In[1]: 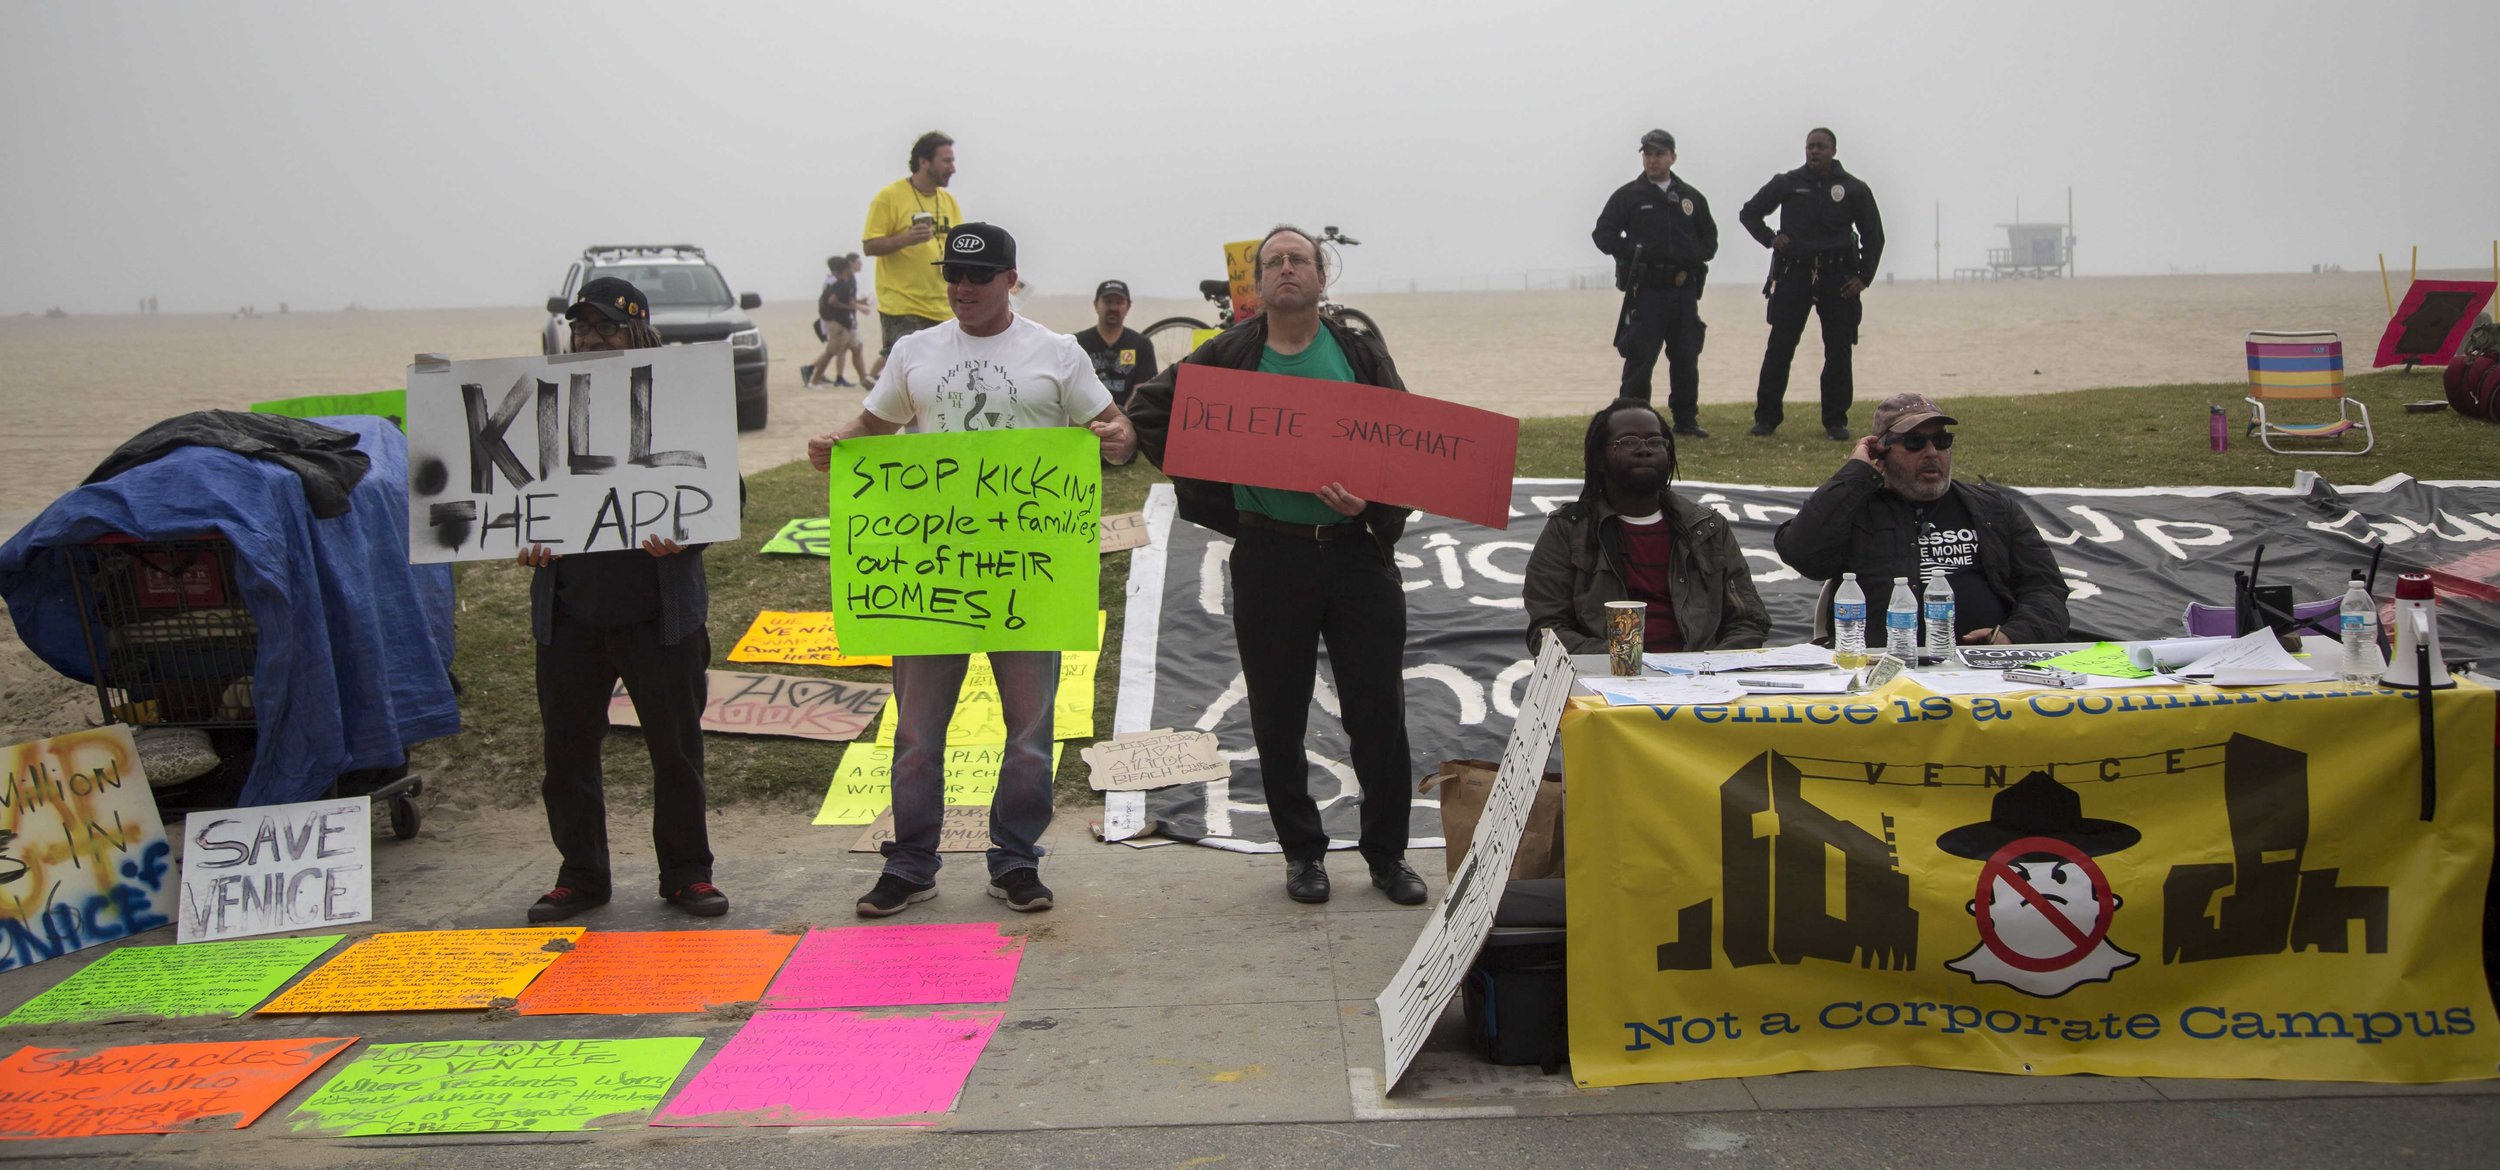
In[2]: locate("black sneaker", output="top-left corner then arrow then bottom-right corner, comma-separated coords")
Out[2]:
987,868 -> 1054,912
528,886 -> 608,923
856,873 -> 936,918
1749,422 -> 1777,436
666,881 -> 729,918
1825,424 -> 1852,441
1672,421 -> 1710,439
1370,861 -> 1429,906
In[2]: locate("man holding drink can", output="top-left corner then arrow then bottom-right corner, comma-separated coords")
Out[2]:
861,131 -> 961,389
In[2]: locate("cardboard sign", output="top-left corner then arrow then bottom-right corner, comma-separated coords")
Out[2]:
1081,728 -> 1228,792
609,670 -> 892,743
289,1038 -> 701,1136
867,614 -> 1105,746
810,742 -> 1062,826
257,928 -> 584,1014
404,344 -> 742,563
849,806 -> 989,853
249,389 -> 408,430
0,726 -> 174,973
1376,636 -> 1575,1089
653,1010 -> 1001,1127
1222,238 -> 1264,321
725,610 -> 892,668
1163,365 -> 1520,529
763,923 -> 1024,1009
177,797 -> 370,943
1097,511 -> 1149,552
0,935 -> 341,1027
0,1037 -> 355,1140
515,931 -> 800,1016
769,512 -> 1149,556
827,428 -> 1102,655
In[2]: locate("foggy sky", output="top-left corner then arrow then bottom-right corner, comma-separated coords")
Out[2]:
3,0 -> 2490,315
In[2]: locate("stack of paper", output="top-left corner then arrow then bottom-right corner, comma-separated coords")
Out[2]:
1583,675 -> 1748,706
2170,630 -> 2333,687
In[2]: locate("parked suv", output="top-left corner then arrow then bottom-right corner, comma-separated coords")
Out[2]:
543,244 -> 770,430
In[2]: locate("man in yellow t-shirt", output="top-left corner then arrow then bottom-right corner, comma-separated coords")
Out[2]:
860,130 -> 962,388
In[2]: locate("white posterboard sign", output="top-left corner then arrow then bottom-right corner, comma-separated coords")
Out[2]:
1374,635 -> 1575,1090
177,796 -> 372,943
404,344 -> 742,563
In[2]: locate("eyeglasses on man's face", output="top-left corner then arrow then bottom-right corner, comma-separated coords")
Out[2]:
570,317 -> 625,339
943,266 -> 1003,285
1608,435 -> 1672,454
1886,430 -> 1955,452
1259,253 -> 1316,274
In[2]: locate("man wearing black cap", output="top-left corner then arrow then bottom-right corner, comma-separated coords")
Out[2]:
806,224 -> 1136,920
1073,280 -> 1159,411
520,276 -> 727,925
1593,129 -> 1718,436
1773,391 -> 2070,646
1739,127 -> 1885,440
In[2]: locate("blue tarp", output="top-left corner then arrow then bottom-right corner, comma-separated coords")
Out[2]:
0,416 -> 460,805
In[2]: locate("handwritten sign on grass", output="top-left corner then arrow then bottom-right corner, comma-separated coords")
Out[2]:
0,935 -> 341,1027
0,726 -> 174,974
652,1010 -> 1000,1127
1163,364 -> 1520,529
0,1037 -> 354,1139
609,670 -> 891,743
827,428 -> 1101,655
763,923 -> 1024,1009
810,742 -> 1062,826
725,610 -> 893,668
257,928 -> 583,1014
1081,728 -> 1229,792
515,931 -> 800,1016
288,1037 -> 700,1136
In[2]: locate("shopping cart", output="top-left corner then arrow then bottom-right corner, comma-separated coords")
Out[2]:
60,533 -> 424,838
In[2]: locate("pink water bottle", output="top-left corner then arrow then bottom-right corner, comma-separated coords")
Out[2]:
2209,404 -> 2228,453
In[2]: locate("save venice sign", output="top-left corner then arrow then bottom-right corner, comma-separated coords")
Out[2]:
403,345 -> 742,563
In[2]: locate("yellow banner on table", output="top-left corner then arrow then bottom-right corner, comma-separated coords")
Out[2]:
869,612 -> 1103,745
1564,681 -> 2500,1085
811,742 -> 1064,825
726,610 -> 892,668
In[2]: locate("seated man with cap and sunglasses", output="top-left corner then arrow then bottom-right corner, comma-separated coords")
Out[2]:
806,223 -> 1136,919
1773,391 -> 2070,646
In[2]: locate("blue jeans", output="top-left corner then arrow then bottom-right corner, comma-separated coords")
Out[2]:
883,651 -> 1060,884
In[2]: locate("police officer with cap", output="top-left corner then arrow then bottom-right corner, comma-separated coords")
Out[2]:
1593,129 -> 1718,436
1739,126 -> 1885,440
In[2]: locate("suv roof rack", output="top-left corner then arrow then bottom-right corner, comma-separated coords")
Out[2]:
582,244 -> 707,261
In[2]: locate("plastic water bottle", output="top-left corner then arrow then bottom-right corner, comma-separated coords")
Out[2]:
1885,577 -> 1918,660
2209,404 -> 2228,453
1832,573 -> 1867,668
1923,569 -> 1956,665
2339,570 -> 2379,684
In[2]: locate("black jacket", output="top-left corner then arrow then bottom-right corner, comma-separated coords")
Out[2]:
1738,161 -> 1885,280
1524,490 -> 1769,654
1593,173 -> 1718,278
1125,315 -> 1411,556
1771,461 -> 2069,644
86,411 -> 371,519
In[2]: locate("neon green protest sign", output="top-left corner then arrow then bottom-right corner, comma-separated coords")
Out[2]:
249,389 -> 408,430
827,428 -> 1101,656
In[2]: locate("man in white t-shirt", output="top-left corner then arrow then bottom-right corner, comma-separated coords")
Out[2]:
808,222 -> 1136,918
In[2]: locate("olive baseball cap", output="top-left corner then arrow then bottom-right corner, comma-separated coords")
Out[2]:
1871,392 -> 1958,436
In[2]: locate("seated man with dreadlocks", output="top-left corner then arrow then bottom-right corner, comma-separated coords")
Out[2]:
1522,397 -> 1771,654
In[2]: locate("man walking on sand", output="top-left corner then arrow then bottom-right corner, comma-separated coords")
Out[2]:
807,223 -> 1136,919
806,255 -> 868,388
1739,127 -> 1884,440
861,131 -> 961,389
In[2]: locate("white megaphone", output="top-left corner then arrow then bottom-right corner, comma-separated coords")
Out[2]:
2380,572 -> 2454,690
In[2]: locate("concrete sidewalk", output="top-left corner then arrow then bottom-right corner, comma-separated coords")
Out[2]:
0,802 -> 2494,1162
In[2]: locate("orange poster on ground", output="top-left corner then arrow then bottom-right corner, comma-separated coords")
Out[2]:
516,931 -> 801,1016
257,928 -> 583,1014
0,1037 -> 355,1139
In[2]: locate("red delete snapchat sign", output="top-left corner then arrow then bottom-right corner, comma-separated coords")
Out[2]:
1564,683 -> 2500,1084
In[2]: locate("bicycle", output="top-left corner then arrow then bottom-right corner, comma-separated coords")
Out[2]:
1141,226 -> 1384,362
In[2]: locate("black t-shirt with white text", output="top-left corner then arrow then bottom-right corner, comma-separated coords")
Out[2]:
1862,490 -> 2009,639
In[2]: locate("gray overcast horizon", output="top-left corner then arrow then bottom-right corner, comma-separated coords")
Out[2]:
3,0 -> 2491,316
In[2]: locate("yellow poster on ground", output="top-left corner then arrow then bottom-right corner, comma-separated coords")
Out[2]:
725,610 -> 892,669
811,742 -> 1064,826
870,612 -> 1104,745
1564,681 -> 2499,1085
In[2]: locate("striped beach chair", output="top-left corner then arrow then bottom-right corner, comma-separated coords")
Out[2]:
2244,330 -> 2373,455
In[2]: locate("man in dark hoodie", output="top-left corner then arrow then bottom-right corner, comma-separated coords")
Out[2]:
1123,225 -> 1427,909
1739,126 -> 1884,440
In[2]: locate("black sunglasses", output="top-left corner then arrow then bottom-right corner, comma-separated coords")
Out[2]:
942,265 -> 1003,285
1886,430 -> 1955,452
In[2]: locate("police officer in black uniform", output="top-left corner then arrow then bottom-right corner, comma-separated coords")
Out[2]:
1739,126 -> 1884,440
1592,129 -> 1718,436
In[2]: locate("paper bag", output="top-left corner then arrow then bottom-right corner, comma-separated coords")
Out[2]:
1420,759 -> 1564,881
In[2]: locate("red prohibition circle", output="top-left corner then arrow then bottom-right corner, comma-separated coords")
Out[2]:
1973,836 -> 2113,973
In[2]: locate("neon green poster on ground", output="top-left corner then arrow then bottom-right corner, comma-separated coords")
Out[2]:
289,1037 -> 703,1135
825,427 -> 1101,656
248,389 -> 408,430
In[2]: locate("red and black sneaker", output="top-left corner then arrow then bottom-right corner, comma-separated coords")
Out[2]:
528,886 -> 608,924
666,882 -> 730,918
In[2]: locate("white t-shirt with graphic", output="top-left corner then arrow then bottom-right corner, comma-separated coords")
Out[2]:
862,315 -> 1114,433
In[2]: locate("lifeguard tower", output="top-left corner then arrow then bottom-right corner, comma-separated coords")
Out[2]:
1988,222 -> 2072,279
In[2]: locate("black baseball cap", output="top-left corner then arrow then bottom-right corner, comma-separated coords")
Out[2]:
933,222 -> 1016,271
1094,280 -> 1131,301
566,276 -> 649,324
1639,129 -> 1676,154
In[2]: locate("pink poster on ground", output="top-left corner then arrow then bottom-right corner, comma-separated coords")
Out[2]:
651,1009 -> 1002,1127
762,923 -> 1025,1008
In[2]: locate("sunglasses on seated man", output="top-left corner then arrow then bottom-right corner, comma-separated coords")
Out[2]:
1884,430 -> 1955,452
942,265 -> 1005,285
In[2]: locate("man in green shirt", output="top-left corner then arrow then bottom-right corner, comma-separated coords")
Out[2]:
1125,226 -> 1427,908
